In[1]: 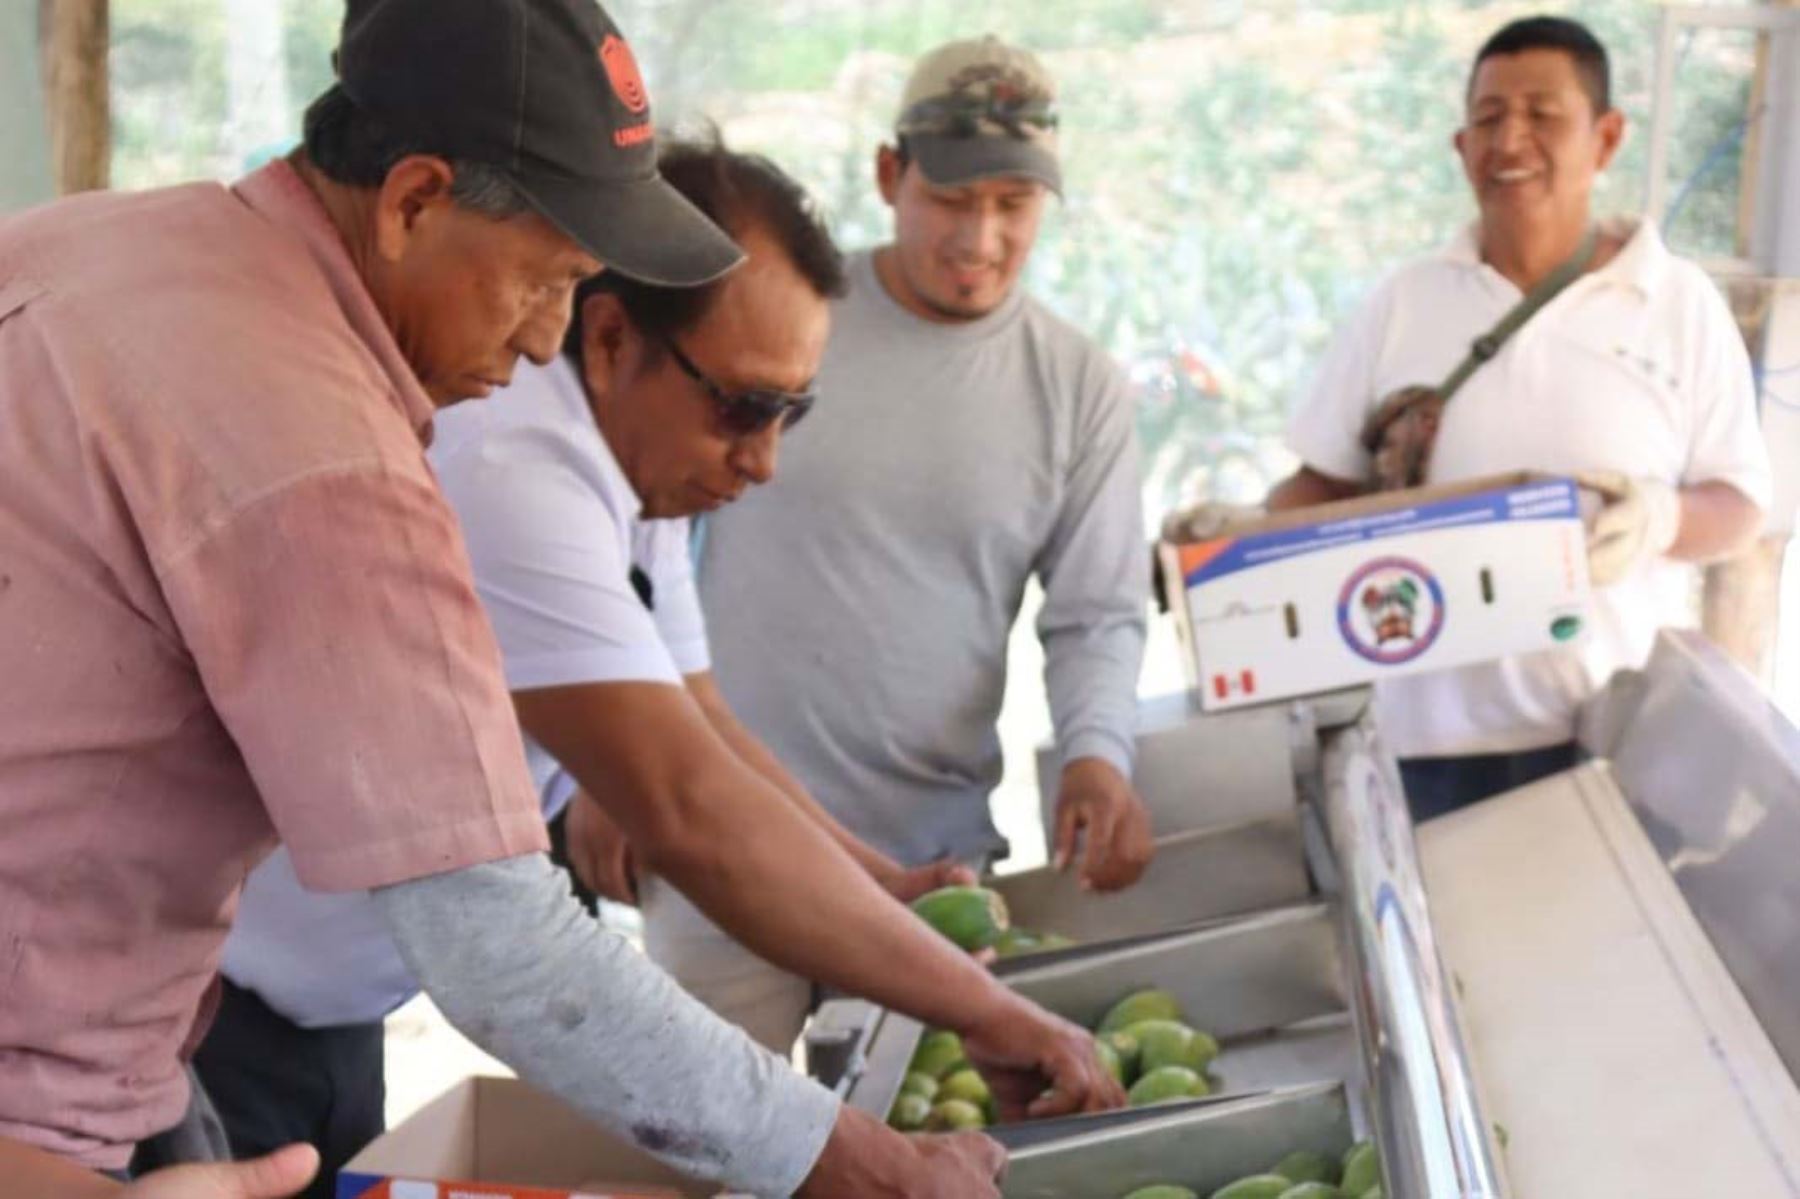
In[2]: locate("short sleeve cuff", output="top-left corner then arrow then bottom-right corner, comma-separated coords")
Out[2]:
287,806 -> 549,892
1686,465 -> 1773,514
663,636 -> 711,677
504,646 -> 682,692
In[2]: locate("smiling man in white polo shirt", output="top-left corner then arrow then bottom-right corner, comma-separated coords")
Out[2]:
1265,15 -> 1770,819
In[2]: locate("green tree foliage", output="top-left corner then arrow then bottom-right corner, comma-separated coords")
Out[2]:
110,0 -> 1758,517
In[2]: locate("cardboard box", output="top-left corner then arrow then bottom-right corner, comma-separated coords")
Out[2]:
338,1076 -> 714,1199
1158,472 -> 1591,712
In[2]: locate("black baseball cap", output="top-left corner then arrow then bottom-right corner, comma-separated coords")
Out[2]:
335,0 -> 743,287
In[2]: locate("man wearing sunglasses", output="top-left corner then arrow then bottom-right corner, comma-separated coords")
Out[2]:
205,138 -> 1121,1198
676,37 -> 1154,1052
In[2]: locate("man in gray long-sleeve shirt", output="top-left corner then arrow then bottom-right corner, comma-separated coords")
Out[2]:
660,34 -> 1153,1048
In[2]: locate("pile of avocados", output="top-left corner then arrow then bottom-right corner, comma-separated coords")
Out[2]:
1091,987 -> 1221,1107
901,886 -> 1229,1129
904,884 -> 1386,1199
910,884 -> 1077,960
886,1028 -> 996,1132
1119,1140 -> 1385,1199
887,985 -> 1226,1131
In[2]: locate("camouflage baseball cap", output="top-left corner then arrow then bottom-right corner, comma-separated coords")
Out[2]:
894,35 -> 1061,195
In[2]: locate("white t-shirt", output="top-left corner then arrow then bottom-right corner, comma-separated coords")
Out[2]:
221,356 -> 708,1027
1287,219 -> 1771,759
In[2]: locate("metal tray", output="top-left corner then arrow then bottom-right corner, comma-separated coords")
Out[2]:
837,905 -> 1352,1127
998,903 -> 1345,1042
1034,694 -> 1301,838
1002,1083 -> 1356,1199
988,816 -> 1312,947
987,1016 -> 1359,1152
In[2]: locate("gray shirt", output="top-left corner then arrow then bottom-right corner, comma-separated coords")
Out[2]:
699,251 -> 1147,865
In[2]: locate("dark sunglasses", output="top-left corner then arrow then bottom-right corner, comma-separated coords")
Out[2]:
658,332 -> 814,437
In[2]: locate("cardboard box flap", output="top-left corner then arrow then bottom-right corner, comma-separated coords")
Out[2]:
1165,471 -> 1567,545
472,1079 -> 696,1192
341,1077 -> 709,1199
344,1077 -> 481,1180
1163,473 -> 1583,592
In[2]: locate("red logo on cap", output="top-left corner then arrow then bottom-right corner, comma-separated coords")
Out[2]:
599,34 -> 648,115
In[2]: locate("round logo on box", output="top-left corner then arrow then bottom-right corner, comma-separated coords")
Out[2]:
1337,555 -> 1445,665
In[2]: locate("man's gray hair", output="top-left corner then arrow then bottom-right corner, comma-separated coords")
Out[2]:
303,84 -> 532,220
446,161 -> 532,218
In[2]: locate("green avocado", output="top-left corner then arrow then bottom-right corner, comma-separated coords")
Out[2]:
911,885 -> 1010,951
1271,1149 -> 1339,1185
1276,1185 -> 1342,1199
993,927 -> 1042,958
925,1097 -> 987,1131
898,1071 -> 939,1101
1121,1187 -> 1199,1199
1340,1143 -> 1381,1196
1358,1189 -> 1382,1199
937,1067 -> 991,1107
1209,1176 -> 1294,1199
1126,1019 -> 1219,1073
1100,1029 -> 1143,1082
1095,1037 -> 1125,1084
908,1029 -> 965,1080
886,1092 -> 930,1131
1098,987 -> 1185,1034
1126,1064 -> 1209,1107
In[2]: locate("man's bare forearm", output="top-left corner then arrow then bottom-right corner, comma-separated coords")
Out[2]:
687,672 -> 906,886
1669,480 -> 1764,562
515,681 -> 1018,1033
1266,465 -> 1363,511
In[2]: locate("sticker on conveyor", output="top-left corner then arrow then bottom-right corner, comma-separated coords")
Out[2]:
1337,556 -> 1444,665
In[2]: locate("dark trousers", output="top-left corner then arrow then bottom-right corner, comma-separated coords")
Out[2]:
191,979 -> 386,1199
93,1062 -> 231,1181
1398,741 -> 1583,824
547,802 -> 601,915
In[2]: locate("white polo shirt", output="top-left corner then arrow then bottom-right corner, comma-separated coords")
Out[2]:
1288,218 -> 1771,759
221,356 -> 708,1027
432,353 -> 710,811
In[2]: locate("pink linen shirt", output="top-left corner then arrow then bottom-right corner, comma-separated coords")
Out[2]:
0,160 -> 548,1169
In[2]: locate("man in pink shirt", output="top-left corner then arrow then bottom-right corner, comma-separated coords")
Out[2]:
0,3 -> 1112,1196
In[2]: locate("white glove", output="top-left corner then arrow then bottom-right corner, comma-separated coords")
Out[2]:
1576,472 -> 1681,586
1160,500 -> 1266,544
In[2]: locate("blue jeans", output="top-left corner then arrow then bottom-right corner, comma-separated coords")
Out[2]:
1399,741 -> 1583,823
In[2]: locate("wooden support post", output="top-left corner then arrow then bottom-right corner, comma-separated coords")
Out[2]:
37,0 -> 109,195
1702,536 -> 1789,685
1736,18 -> 1770,260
